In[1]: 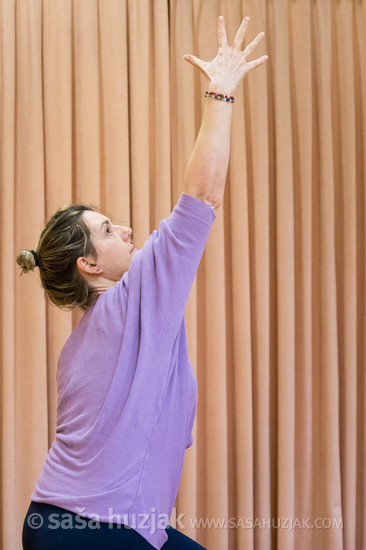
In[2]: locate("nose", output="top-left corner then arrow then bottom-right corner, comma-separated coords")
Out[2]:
120,226 -> 132,242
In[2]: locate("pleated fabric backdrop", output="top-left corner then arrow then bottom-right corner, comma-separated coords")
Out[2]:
1,1 -> 365,549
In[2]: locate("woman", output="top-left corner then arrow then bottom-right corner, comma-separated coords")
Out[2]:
19,16 -> 267,550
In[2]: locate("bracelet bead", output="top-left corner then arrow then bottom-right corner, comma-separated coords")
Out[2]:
204,91 -> 235,103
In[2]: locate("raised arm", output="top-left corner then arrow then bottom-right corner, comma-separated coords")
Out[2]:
182,16 -> 268,210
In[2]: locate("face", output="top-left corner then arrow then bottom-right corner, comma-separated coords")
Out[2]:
80,210 -> 137,284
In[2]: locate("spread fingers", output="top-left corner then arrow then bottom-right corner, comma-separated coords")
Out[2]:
243,32 -> 266,58
234,17 -> 250,51
217,15 -> 228,49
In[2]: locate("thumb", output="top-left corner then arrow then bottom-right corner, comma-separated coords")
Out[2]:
183,54 -> 203,69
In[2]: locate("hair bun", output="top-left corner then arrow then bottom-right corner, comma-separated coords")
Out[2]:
16,249 -> 38,274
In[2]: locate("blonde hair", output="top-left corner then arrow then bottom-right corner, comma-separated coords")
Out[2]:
16,205 -> 99,311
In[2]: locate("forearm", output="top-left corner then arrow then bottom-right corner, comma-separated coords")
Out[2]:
183,98 -> 233,210
182,15 -> 267,210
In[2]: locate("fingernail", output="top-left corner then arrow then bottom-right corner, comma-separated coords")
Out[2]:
245,16 -> 250,22
219,16 -> 224,22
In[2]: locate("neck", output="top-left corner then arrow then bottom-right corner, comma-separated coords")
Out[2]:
87,275 -> 117,294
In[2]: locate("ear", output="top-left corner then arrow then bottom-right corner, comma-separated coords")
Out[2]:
76,256 -> 103,275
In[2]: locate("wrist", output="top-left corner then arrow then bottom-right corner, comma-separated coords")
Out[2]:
205,91 -> 234,103
208,82 -> 235,96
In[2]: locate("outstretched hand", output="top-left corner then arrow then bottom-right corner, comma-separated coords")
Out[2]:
183,16 -> 268,96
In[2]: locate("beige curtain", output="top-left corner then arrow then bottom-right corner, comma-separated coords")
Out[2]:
1,1 -> 365,549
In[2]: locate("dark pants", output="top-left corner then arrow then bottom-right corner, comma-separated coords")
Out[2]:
22,501 -> 207,549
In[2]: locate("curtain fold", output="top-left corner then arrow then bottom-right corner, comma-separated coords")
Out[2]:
1,1 -> 365,549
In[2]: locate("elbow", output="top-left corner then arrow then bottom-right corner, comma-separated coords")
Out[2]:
203,190 -> 223,210
194,189 -> 223,210
202,198 -> 221,210
183,182 -> 223,210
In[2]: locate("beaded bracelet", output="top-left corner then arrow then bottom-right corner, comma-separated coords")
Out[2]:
205,91 -> 235,103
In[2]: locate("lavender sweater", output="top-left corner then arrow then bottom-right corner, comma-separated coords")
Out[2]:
30,194 -> 216,549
